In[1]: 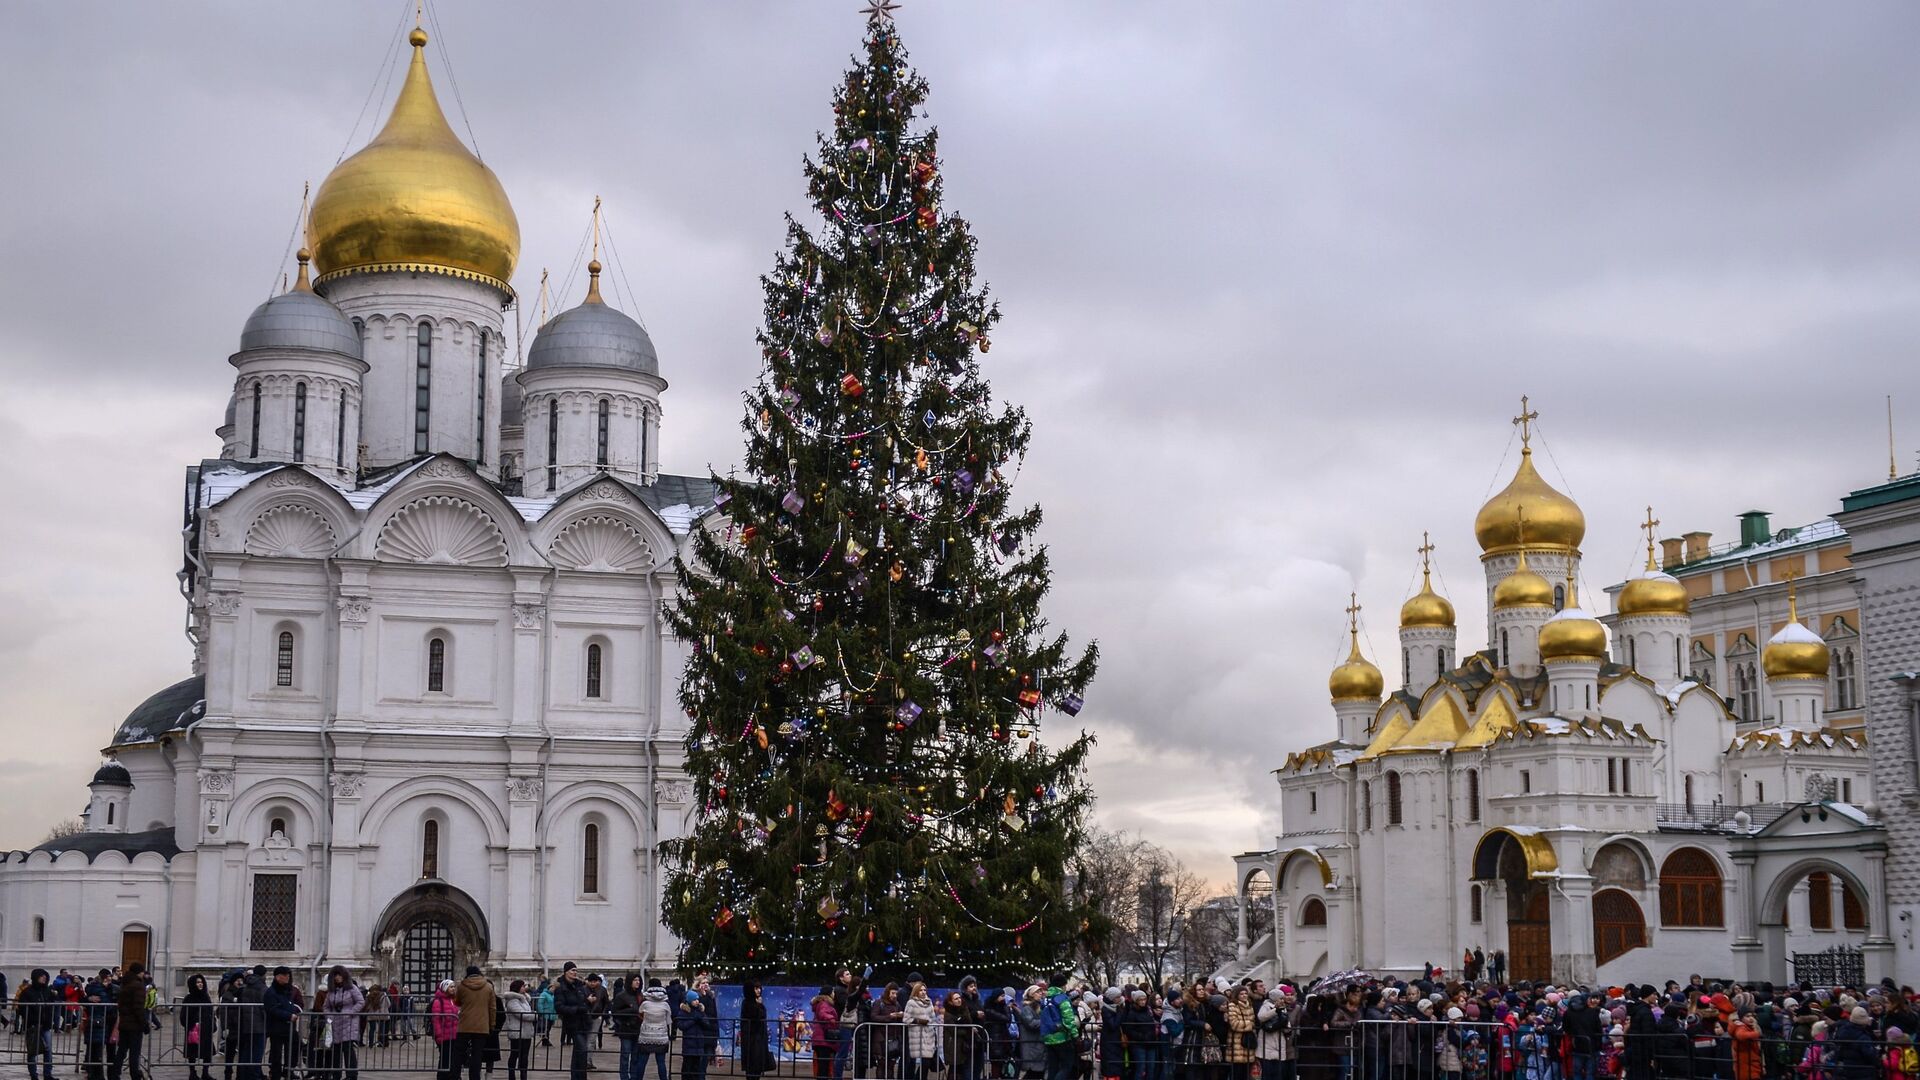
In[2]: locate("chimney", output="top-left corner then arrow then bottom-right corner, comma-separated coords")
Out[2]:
1738,510 -> 1772,548
1660,537 -> 1685,570
1683,531 -> 1712,563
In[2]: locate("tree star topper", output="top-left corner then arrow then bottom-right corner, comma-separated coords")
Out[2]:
862,0 -> 901,24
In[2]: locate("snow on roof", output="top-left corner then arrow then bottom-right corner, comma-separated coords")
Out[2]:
1664,679 -> 1700,705
1529,718 -> 1573,735
1676,517 -> 1846,574
1769,620 -> 1825,646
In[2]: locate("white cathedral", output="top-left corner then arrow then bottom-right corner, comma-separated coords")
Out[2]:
0,26 -> 708,991
1224,408 -> 1893,990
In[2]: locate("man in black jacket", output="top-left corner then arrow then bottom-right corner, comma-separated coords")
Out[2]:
1564,994 -> 1603,1080
553,963 -> 599,1080
23,969 -> 62,1080
260,968 -> 301,1080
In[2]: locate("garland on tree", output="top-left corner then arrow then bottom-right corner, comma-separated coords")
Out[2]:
661,6 -> 1100,975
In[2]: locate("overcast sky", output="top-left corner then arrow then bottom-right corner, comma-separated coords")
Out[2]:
2,2 -> 1917,887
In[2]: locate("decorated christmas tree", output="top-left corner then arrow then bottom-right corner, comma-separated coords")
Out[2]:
661,5 -> 1099,976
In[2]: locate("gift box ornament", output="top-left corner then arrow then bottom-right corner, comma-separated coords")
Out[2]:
818,325 -> 836,346
839,372 -> 864,397
1060,693 -> 1085,717
981,643 -> 1002,665
713,491 -> 732,509
954,470 -> 974,493
791,646 -> 818,670
781,490 -> 806,515
1017,688 -> 1042,709
997,533 -> 1018,556
845,538 -> 870,565
895,700 -> 923,724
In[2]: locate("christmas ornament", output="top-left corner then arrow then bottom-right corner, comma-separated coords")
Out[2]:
791,646 -> 818,669
1018,688 -> 1042,709
895,700 -> 922,724
840,373 -> 864,396
997,533 -> 1018,556
782,490 -> 806,515
1060,693 -> 1084,716
845,538 -> 870,565
916,206 -> 937,230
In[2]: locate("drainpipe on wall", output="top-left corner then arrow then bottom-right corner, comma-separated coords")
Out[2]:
312,564 -> 343,992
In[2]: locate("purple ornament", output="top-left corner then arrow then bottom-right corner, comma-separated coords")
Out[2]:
782,490 -> 806,515
982,643 -> 1001,665
791,646 -> 817,670
713,491 -> 732,509
1060,693 -> 1084,717
997,533 -> 1018,556
955,470 -> 974,493
895,700 -> 922,724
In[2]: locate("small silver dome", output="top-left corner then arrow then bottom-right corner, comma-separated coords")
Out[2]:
526,294 -> 658,376
501,371 -> 524,427
239,288 -> 363,359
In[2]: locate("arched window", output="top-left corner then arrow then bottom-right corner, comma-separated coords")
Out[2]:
292,382 -> 308,462
547,399 -> 560,492
1361,781 -> 1372,830
415,322 -> 433,455
1683,773 -> 1695,813
640,406 -> 650,476
1554,584 -> 1565,611
269,816 -> 287,838
1501,629 -> 1510,668
33,915 -> 45,943
1808,871 -> 1833,930
476,330 -> 489,462
249,381 -> 263,457
1593,888 -> 1648,965
1438,650 -> 1446,679
427,637 -> 447,693
1403,649 -> 1410,687
421,818 -> 440,879
1466,769 -> 1481,822
596,399 -> 610,466
1470,884 -> 1483,923
582,822 -> 601,895
1386,771 -> 1403,826
1300,898 -> 1327,927
276,631 -> 295,687
1674,638 -> 1682,675
1658,847 -> 1724,927
336,391 -> 349,472
1843,880 -> 1868,930
106,804 -> 114,825
586,643 -> 604,699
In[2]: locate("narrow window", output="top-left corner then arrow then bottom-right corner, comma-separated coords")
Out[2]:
1626,636 -> 1636,669
32,916 -> 44,943
1520,769 -> 1532,794
1674,638 -> 1683,675
1684,774 -> 1695,813
106,804 -> 114,825
1808,871 -> 1833,930
276,631 -> 295,687
1362,781 -> 1372,830
1501,630 -> 1509,668
1608,757 -> 1618,793
586,643 -> 604,699
292,382 -> 308,462
1842,778 -> 1853,803
421,819 -> 440,879
269,816 -> 287,838
1620,758 -> 1631,794
1386,772 -> 1403,825
1585,685 -> 1592,709
547,399 -> 560,493
1554,584 -> 1565,611
1437,650 -> 1445,679
1309,790 -> 1317,814
427,637 -> 446,693
336,391 -> 348,472
1403,649 -> 1410,687
640,408 -> 649,477
250,382 -> 263,457
415,322 -> 432,455
476,329 -> 489,462
596,399 -> 610,467
1756,780 -> 1765,803
582,822 -> 601,895
1470,885 -> 1483,924
1466,768 -> 1481,822
249,873 -> 298,951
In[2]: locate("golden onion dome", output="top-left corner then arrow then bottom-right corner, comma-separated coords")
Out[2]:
1763,589 -> 1830,679
1493,551 -> 1555,610
1400,569 -> 1456,629
1475,448 -> 1585,554
1329,631 -> 1384,702
1539,581 -> 1607,662
1619,555 -> 1690,618
309,26 -> 520,295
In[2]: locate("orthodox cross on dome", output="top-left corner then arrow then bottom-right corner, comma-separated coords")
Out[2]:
1418,531 -> 1436,576
1512,395 -> 1539,451
1641,506 -> 1661,566
587,196 -> 604,303
861,0 -> 902,24
1345,592 -> 1362,636
1781,565 -> 1803,622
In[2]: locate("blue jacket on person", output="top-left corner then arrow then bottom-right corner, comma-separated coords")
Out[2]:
1827,1020 -> 1880,1080
261,981 -> 301,1037
674,997 -> 718,1058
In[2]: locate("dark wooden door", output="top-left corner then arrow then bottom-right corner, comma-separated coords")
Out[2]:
121,930 -> 150,972
1508,888 -> 1551,982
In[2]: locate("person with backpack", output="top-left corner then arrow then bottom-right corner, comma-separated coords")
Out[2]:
1042,975 -> 1084,1080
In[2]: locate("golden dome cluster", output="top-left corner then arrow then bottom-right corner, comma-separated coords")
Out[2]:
309,26 -> 521,293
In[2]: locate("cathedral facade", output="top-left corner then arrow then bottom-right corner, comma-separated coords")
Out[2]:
1226,407 -> 1889,989
0,27 -> 707,992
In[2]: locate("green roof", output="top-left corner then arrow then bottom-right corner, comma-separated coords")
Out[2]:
1841,474 -> 1920,514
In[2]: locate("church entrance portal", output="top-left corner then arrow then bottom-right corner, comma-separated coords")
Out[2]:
1473,829 -> 1558,984
374,882 -> 490,993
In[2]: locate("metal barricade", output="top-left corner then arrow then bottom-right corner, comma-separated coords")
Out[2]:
1348,1018 -> 1506,1080
851,1022 -> 990,1080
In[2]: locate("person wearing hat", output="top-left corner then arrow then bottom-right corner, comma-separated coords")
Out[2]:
453,966 -> 497,1080
260,966 -> 302,1080
553,963 -> 597,1080
1829,1006 -> 1880,1080
676,989 -> 719,1080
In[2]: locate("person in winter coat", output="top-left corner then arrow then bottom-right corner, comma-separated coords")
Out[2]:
431,982 -> 462,1080
21,969 -> 62,1080
904,983 -> 941,1080
261,968 -> 303,1080
1831,1008 -> 1883,1080
1013,987 -> 1051,1080
1224,988 -> 1256,1080
869,983 -> 906,1075
674,991 -> 718,1080
1731,1010 -> 1763,1080
453,968 -> 497,1080
179,974 -> 219,1080
111,963 -> 151,1080
1257,989 -> 1295,1080
81,975 -> 117,1080
1623,988 -> 1658,1080
611,976 -> 645,1080
362,984 -> 387,1050
502,982 -> 536,1080
553,965 -> 602,1080
811,992 -> 843,1080
739,982 -> 774,1080
1119,990 -> 1160,1080
317,966 -> 366,1080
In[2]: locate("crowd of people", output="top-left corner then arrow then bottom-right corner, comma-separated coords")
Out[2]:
9,964 -> 1920,1080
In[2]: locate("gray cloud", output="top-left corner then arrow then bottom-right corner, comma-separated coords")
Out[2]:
2,2 -> 1917,883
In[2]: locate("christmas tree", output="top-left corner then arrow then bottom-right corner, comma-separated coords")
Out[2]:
661,5 -> 1099,976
